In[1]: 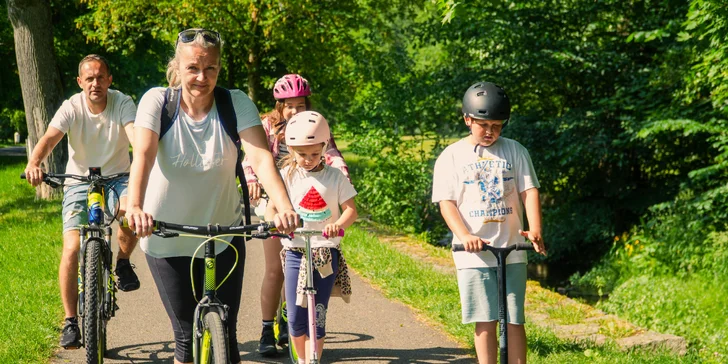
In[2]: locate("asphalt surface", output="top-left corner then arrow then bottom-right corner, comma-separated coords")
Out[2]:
52,234 -> 474,363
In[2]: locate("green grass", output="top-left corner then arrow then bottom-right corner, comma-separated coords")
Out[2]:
0,156 -> 63,363
343,226 -> 703,363
599,274 -> 728,362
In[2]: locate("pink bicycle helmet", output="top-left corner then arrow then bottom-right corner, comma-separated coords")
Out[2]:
273,74 -> 311,100
285,111 -> 330,147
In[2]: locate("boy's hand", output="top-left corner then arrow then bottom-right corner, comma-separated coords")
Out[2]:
519,229 -> 547,256
461,234 -> 490,253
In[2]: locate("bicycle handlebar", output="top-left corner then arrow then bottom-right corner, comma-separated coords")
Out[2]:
21,171 -> 130,187
452,242 -> 534,253
119,217 -> 288,239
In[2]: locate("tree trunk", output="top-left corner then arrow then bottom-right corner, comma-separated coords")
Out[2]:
245,4 -> 262,105
7,0 -> 67,199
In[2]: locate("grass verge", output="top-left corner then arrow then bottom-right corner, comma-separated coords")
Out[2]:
343,225 -> 703,363
0,156 -> 63,363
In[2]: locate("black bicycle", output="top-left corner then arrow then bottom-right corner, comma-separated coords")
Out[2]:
452,241 -> 535,364
22,167 -> 128,364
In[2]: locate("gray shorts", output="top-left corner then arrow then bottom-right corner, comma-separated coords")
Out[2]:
61,176 -> 129,233
457,263 -> 527,325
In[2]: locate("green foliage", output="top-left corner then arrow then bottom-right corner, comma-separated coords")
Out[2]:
0,109 -> 25,142
599,274 -> 728,362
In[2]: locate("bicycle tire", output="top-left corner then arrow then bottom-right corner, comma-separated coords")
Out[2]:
288,333 -> 298,364
274,300 -> 289,346
83,239 -> 105,364
200,311 -> 228,364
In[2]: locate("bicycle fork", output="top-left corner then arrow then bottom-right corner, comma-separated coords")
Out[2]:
192,240 -> 229,364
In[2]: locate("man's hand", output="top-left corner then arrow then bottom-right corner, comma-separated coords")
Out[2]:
24,164 -> 44,187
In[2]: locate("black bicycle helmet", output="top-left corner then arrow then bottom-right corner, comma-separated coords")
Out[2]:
462,82 -> 511,124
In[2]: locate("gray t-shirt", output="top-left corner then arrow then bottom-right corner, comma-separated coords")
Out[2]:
49,89 -> 136,184
432,137 -> 540,269
135,87 -> 262,258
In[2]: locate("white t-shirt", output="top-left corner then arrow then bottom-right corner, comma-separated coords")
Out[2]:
280,165 -> 357,249
432,137 -> 540,269
135,87 -> 262,258
49,89 -> 136,184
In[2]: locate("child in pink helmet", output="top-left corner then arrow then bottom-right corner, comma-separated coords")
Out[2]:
273,111 -> 357,363
245,74 -> 352,356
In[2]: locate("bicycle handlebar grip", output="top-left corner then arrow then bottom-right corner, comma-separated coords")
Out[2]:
451,244 -> 465,252
20,173 -> 26,179
515,242 -> 535,251
322,229 -> 345,239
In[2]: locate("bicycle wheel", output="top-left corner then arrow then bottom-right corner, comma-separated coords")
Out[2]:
274,300 -> 289,345
200,311 -> 228,364
288,330 -> 298,364
83,239 -> 105,364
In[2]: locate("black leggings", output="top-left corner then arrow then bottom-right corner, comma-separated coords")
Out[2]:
146,236 -> 246,363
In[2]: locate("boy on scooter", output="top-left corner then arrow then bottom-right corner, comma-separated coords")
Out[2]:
432,82 -> 547,364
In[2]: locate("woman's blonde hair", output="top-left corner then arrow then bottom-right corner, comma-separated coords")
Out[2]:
165,30 -> 222,88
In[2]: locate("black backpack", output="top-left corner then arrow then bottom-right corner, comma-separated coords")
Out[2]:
159,86 -> 252,225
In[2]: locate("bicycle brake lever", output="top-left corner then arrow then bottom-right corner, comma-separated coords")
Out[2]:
46,177 -> 63,188
153,230 -> 179,238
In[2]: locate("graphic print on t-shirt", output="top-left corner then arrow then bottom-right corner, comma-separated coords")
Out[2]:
464,156 -> 515,224
297,186 -> 332,222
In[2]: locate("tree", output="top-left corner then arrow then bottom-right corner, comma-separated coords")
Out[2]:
7,0 -> 66,198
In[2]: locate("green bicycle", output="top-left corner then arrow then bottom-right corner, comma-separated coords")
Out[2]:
22,167 -> 128,364
122,217 -> 287,363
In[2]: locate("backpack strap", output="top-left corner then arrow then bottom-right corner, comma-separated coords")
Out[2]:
159,87 -> 181,140
214,87 -> 252,226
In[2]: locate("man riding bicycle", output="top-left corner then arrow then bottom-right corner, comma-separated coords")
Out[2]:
23,54 -> 141,349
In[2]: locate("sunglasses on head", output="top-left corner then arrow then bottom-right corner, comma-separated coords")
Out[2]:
176,29 -> 221,46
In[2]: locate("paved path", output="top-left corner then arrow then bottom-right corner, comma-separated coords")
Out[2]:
53,235 -> 473,363
0,146 -> 26,156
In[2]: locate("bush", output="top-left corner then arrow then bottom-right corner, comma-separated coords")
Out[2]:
0,108 -> 26,143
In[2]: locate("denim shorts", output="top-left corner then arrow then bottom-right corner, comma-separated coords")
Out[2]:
456,263 -> 527,325
61,176 -> 129,233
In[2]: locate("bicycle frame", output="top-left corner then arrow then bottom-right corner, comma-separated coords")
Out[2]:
23,167 -> 128,363
123,219 -> 284,364
452,242 -> 534,364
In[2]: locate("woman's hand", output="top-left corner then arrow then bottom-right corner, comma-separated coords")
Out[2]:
323,223 -> 341,238
125,206 -> 155,238
273,209 -> 299,234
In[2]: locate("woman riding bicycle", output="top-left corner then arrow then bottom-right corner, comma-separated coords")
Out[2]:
241,74 -> 351,356
125,28 -> 298,364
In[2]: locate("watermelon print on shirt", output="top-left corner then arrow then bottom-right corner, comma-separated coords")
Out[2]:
297,186 -> 333,222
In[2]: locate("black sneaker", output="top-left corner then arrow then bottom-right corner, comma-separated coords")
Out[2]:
60,317 -> 82,349
257,325 -> 277,356
115,259 -> 140,292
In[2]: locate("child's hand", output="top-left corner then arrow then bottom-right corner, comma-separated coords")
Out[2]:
323,223 -> 341,239
460,234 -> 490,253
519,229 -> 547,256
